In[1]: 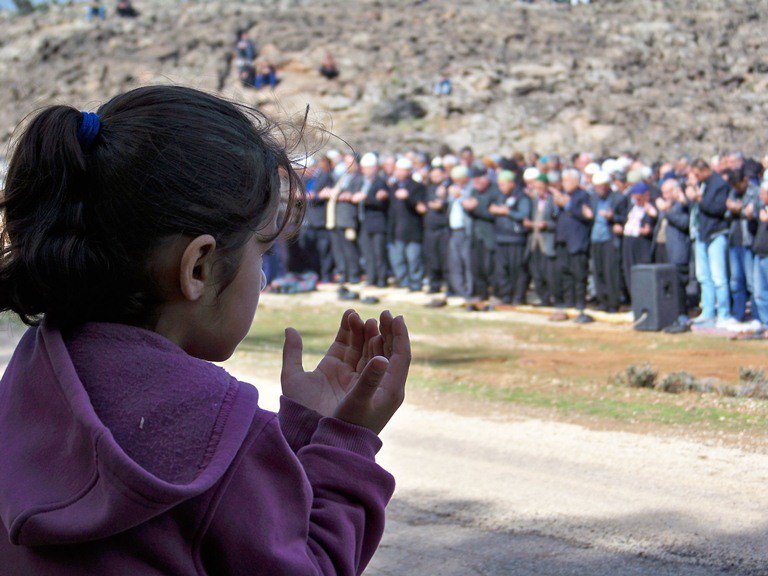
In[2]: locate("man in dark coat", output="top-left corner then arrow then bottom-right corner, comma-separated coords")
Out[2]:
387,158 -> 427,291
462,166 -> 499,302
356,153 -> 390,287
654,178 -> 692,326
552,169 -> 593,322
424,165 -> 451,293
490,170 -> 531,304
302,156 -> 335,282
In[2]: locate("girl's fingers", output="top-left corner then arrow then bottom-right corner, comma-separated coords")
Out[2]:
358,318 -> 380,371
345,356 -> 389,405
281,328 -> 304,380
379,315 -> 411,401
380,310 -> 395,358
345,311 -> 366,367
326,309 -> 355,361
369,334 -> 385,359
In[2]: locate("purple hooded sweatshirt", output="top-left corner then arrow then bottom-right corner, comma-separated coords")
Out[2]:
0,321 -> 395,575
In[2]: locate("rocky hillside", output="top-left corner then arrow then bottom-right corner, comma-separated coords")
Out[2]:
1,0 -> 767,159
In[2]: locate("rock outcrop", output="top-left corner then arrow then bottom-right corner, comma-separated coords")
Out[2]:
0,0 -> 767,158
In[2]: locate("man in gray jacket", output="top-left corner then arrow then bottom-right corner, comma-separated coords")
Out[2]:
525,174 -> 558,306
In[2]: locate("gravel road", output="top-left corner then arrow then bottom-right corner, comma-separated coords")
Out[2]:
238,369 -> 767,576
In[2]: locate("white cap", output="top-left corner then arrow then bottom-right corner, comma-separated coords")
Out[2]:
442,154 -> 458,166
592,171 -> 611,186
294,155 -> 315,169
585,162 -> 600,175
640,166 -> 653,180
431,156 -> 443,168
601,159 -> 618,174
450,165 -> 469,180
326,149 -> 342,161
360,152 -> 378,168
523,167 -> 541,181
395,157 -> 413,171
617,156 -> 632,171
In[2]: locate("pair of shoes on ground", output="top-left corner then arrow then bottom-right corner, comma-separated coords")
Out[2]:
338,285 -> 360,301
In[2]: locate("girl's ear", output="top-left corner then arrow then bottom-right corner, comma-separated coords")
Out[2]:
179,235 -> 217,301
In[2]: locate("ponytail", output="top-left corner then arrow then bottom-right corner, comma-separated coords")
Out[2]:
0,106 -> 110,326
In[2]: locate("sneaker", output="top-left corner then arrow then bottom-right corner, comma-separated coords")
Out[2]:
716,317 -> 742,332
574,313 -> 594,324
691,314 -> 715,325
425,298 -> 447,309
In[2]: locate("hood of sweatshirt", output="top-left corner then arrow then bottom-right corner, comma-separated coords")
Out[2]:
0,320 -> 259,547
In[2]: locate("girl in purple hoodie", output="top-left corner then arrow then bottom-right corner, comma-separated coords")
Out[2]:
0,85 -> 410,575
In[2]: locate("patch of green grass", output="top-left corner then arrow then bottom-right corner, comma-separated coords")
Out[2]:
240,299 -> 768,432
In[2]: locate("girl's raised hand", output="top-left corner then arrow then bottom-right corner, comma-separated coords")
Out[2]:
281,310 -> 410,434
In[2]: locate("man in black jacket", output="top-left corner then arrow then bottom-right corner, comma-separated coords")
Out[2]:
387,157 -> 427,291
687,158 -> 733,326
302,156 -> 335,282
463,166 -> 499,303
552,169 -> 594,323
424,165 -> 451,293
490,170 -> 531,304
356,153 -> 390,287
655,178 -> 692,328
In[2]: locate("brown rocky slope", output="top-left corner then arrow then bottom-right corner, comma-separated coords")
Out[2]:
0,0 -> 766,159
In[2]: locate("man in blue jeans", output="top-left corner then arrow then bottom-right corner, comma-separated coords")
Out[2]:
750,183 -> 768,334
686,159 -> 735,329
387,158 -> 427,291
725,169 -> 760,324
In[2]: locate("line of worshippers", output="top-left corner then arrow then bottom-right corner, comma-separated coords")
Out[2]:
293,150 -> 768,333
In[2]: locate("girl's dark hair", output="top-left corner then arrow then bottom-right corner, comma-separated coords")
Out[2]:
0,85 -> 305,328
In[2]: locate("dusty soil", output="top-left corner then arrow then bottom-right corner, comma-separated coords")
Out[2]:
227,367 -> 768,576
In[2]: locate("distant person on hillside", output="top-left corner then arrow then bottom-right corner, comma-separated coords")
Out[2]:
116,0 -> 139,18
255,61 -> 278,90
434,75 -> 452,96
88,1 -> 105,21
235,31 -> 257,67
319,52 -> 340,80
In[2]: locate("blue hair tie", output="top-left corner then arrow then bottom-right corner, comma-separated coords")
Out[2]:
77,111 -> 101,148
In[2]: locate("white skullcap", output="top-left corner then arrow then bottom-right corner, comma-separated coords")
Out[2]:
360,152 -> 379,168
431,156 -> 443,168
442,154 -> 458,165
395,157 -> 413,171
601,159 -> 618,174
592,171 -> 611,186
326,149 -> 342,160
640,166 -> 653,180
294,155 -> 315,169
617,157 -> 632,170
584,162 -> 600,175
450,165 -> 469,180
523,167 -> 541,181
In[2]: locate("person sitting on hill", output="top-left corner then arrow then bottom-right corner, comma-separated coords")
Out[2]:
255,61 -> 278,90
88,1 -> 105,22
319,52 -> 340,80
116,0 -> 139,17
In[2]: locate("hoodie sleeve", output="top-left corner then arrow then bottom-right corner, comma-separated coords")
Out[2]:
278,396 -> 323,453
198,413 -> 395,576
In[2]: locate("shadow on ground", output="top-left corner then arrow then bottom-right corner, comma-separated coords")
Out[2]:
366,494 -> 764,576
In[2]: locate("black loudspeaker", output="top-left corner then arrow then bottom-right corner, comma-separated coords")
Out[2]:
631,264 -> 680,331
